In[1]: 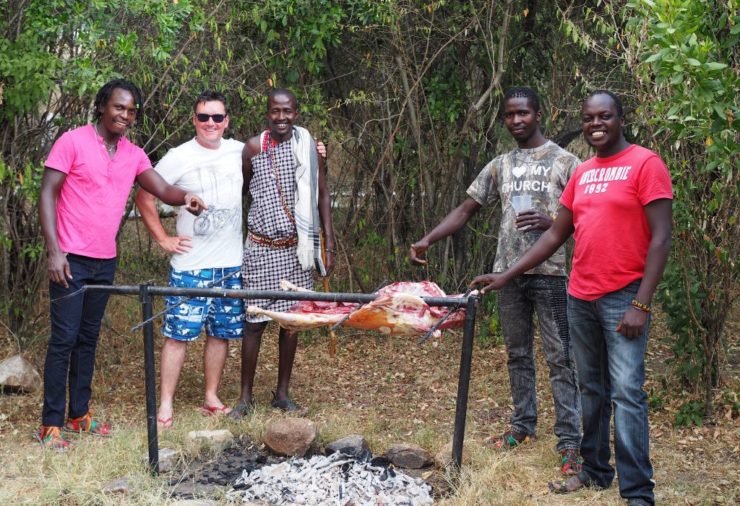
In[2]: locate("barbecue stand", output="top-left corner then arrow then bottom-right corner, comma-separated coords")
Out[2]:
86,284 -> 480,475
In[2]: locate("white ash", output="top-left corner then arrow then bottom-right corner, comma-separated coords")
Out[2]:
228,451 -> 433,505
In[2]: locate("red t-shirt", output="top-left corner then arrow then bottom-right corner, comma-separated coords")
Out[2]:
560,144 -> 673,300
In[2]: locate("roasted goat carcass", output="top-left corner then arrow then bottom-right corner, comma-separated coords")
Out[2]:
246,281 -> 470,337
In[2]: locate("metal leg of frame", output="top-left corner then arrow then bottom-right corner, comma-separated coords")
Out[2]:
140,284 -> 160,474
451,294 -> 479,471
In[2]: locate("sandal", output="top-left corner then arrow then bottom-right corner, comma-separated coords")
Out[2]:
228,401 -> 256,420
270,392 -> 301,412
486,429 -> 536,449
200,404 -> 232,416
64,411 -> 111,436
548,474 -> 588,494
36,426 -> 71,451
157,416 -> 173,430
560,448 -> 583,475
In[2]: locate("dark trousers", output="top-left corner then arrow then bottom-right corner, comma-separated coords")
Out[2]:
42,254 -> 116,427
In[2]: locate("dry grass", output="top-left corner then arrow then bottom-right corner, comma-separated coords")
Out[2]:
0,234 -> 738,504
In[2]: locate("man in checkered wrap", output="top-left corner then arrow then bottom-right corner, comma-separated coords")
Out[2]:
231,88 -> 335,417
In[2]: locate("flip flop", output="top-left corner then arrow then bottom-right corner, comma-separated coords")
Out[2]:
200,404 -> 232,416
157,416 -> 173,430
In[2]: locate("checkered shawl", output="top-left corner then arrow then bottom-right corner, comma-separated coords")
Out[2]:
243,138 -> 313,322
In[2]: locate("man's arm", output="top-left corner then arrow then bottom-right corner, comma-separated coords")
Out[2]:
39,168 -> 71,287
317,149 -> 335,273
136,169 -> 206,214
241,137 -> 260,194
134,188 -> 192,254
615,198 -> 672,338
470,206 -> 575,293
409,198 -> 482,265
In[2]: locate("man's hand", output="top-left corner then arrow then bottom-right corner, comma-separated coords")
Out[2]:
183,193 -> 207,216
316,141 -> 327,159
409,240 -> 430,265
615,307 -> 648,339
157,235 -> 193,255
515,210 -> 553,231
48,251 -> 72,288
469,273 -> 507,294
324,250 -> 335,275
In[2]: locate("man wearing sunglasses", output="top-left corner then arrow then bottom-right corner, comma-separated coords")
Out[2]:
135,90 -> 244,428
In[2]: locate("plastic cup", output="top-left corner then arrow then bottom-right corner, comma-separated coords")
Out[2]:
511,194 -> 532,214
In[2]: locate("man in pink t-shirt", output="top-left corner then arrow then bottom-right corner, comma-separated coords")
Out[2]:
37,79 -> 206,450
471,91 -> 672,506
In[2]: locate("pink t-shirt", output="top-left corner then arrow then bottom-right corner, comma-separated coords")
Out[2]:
45,124 -> 151,258
560,144 -> 673,300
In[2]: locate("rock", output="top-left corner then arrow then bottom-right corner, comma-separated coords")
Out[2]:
325,434 -> 371,460
0,355 -> 41,393
384,443 -> 433,469
433,441 -> 471,469
187,429 -> 234,450
142,447 -> 179,473
262,417 -> 317,457
171,481 -> 221,500
102,477 -> 130,495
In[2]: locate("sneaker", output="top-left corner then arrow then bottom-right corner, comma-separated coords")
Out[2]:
560,448 -> 583,476
64,411 -> 111,436
36,426 -> 71,451
487,429 -> 536,449
228,400 -> 256,420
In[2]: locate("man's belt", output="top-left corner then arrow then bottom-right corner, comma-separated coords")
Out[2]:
247,231 -> 298,249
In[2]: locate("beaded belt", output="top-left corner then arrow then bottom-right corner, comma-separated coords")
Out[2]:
247,231 -> 298,249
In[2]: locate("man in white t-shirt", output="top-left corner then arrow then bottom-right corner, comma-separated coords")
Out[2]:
136,91 -> 244,427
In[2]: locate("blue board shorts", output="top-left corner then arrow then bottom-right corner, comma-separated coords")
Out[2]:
162,267 -> 244,341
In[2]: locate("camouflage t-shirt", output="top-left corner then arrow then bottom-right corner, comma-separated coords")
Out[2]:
466,140 -> 580,276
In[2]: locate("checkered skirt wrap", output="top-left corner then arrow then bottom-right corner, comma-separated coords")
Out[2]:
243,139 -> 313,322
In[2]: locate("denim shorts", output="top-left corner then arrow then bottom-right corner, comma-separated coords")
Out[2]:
162,267 -> 244,341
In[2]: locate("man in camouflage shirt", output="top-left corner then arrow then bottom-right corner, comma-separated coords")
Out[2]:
410,87 -> 583,476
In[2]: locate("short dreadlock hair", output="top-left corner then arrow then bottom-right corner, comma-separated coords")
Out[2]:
93,79 -> 143,121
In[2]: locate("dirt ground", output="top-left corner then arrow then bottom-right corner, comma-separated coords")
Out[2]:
0,279 -> 738,504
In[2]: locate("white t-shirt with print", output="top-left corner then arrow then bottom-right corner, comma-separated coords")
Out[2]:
154,138 -> 244,271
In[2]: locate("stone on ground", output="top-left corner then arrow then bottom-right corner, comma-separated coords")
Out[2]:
384,443 -> 433,469
187,429 -> 234,450
0,355 -> 41,392
262,417 -> 317,457
102,477 -> 130,495
325,434 -> 371,460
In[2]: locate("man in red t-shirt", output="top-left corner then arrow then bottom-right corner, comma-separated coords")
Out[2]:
471,90 -> 672,506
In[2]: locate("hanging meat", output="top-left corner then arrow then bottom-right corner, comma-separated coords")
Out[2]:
246,281 -> 471,338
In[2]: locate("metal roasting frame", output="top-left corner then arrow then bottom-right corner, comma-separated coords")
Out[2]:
86,284 -> 479,475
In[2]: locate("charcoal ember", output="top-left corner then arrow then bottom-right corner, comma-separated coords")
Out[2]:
228,452 -> 433,505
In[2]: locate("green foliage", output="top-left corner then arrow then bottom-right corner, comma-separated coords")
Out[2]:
675,399 -> 705,427
626,0 -> 739,416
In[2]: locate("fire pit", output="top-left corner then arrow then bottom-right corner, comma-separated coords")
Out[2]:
170,434 -> 438,505
228,451 -> 434,505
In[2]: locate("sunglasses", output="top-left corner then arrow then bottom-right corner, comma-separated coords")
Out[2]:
195,113 -> 226,123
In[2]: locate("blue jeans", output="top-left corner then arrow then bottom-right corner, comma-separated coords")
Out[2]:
498,274 -> 581,451
42,254 -> 117,427
568,281 -> 654,504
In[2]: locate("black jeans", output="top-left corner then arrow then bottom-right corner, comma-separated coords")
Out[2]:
42,254 -> 116,426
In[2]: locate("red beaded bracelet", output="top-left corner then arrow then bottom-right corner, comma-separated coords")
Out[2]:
630,299 -> 651,313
